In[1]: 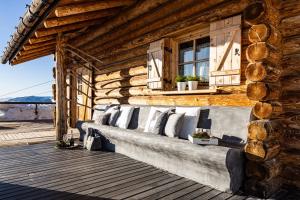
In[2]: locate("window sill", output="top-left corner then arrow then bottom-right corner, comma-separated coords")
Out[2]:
161,88 -> 218,95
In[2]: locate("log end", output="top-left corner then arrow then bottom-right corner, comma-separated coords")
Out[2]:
248,24 -> 270,43
244,2 -> 265,25
246,42 -> 269,63
245,62 -> 267,82
247,82 -> 267,101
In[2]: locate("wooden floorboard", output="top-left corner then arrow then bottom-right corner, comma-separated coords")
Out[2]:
0,142 -> 298,200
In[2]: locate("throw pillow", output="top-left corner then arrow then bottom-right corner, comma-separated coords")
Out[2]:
148,110 -> 169,135
94,112 -> 111,125
176,107 -> 201,139
144,107 -> 170,132
164,112 -> 185,138
105,106 -> 120,126
115,106 -> 134,129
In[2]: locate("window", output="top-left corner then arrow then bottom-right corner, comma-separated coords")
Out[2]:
178,37 -> 210,85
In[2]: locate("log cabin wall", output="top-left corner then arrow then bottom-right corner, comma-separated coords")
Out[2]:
278,0 -> 300,190
242,0 -> 300,197
87,0 -> 255,107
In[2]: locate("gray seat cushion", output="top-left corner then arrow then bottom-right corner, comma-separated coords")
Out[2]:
85,123 -> 245,193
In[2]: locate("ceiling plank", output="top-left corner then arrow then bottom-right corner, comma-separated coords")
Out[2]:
54,0 -> 135,17
19,45 -> 55,56
44,8 -> 120,28
13,50 -> 54,65
35,19 -> 105,38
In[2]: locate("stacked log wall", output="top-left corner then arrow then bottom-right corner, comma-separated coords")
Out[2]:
243,0 -> 300,197
278,0 -> 300,189
81,0 -> 255,107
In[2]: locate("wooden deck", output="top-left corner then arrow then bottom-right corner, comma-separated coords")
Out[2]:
0,143 -> 299,200
0,121 -> 78,146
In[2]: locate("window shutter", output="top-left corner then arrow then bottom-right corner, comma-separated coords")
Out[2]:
147,38 -> 170,90
209,15 -> 241,86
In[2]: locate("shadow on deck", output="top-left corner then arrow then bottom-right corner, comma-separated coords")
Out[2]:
0,142 -> 299,200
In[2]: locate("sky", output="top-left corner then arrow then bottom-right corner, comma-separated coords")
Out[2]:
0,1 -> 54,99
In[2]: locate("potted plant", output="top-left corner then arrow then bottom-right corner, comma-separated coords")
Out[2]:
175,75 -> 186,91
187,76 -> 199,91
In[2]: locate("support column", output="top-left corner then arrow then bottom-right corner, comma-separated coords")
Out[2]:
55,33 -> 68,140
69,63 -> 78,128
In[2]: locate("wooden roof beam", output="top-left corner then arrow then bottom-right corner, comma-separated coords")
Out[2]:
44,8 -> 120,28
19,45 -> 55,56
54,0 -> 135,17
23,40 -> 56,51
29,35 -> 57,44
16,48 -> 55,60
73,0 -> 170,48
35,19 -> 105,38
12,51 -> 54,65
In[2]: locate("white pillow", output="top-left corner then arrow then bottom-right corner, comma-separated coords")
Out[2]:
176,107 -> 201,139
115,106 -> 134,129
144,107 -> 170,132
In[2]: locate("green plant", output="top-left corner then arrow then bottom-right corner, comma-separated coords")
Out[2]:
175,75 -> 186,82
186,76 -> 199,81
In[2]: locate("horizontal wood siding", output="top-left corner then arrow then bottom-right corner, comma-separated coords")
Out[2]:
87,0 -> 254,107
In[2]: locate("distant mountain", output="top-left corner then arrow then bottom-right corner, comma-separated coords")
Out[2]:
7,96 -> 53,103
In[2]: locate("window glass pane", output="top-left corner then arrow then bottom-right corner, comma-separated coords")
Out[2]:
179,41 -> 193,63
196,61 -> 209,83
179,64 -> 193,76
196,37 -> 210,61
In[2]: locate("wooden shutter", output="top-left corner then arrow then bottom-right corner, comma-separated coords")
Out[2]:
147,39 -> 171,90
209,15 -> 241,86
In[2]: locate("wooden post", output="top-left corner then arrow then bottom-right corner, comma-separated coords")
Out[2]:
69,63 -> 78,128
55,33 -> 68,140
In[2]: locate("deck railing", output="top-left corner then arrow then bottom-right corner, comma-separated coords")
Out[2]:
0,102 -> 55,122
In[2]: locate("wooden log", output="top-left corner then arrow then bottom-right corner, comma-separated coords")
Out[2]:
281,76 -> 300,92
282,35 -> 300,56
74,0 -> 171,47
94,94 -> 255,107
281,166 -> 300,188
23,40 -> 56,51
280,129 -> 300,150
248,24 -> 281,48
54,0 -> 134,17
45,8 -> 120,28
281,115 -> 300,130
90,0 -> 250,59
55,34 -> 68,140
243,1 -> 280,26
94,86 -> 161,98
84,0 -> 225,51
19,46 -> 56,56
95,55 -> 147,75
252,102 -> 282,119
245,61 -> 281,82
94,66 -> 146,82
29,35 -> 57,44
246,42 -> 282,64
69,67 -> 77,128
248,120 -> 281,141
247,82 -> 281,101
245,139 -> 281,161
35,19 -> 106,38
245,177 -> 282,198
246,158 -> 282,180
11,51 -> 54,65
15,48 -> 55,61
281,54 -> 300,76
52,84 -> 56,99
279,15 -> 300,37
94,75 -> 147,90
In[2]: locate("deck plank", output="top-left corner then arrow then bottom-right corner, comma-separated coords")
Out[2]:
0,142 -> 298,200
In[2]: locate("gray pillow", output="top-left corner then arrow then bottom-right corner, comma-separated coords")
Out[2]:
108,109 -> 120,126
149,110 -> 169,135
164,112 -> 185,138
95,113 -> 111,125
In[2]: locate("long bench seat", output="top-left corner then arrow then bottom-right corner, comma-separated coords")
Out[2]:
77,105 -> 251,193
